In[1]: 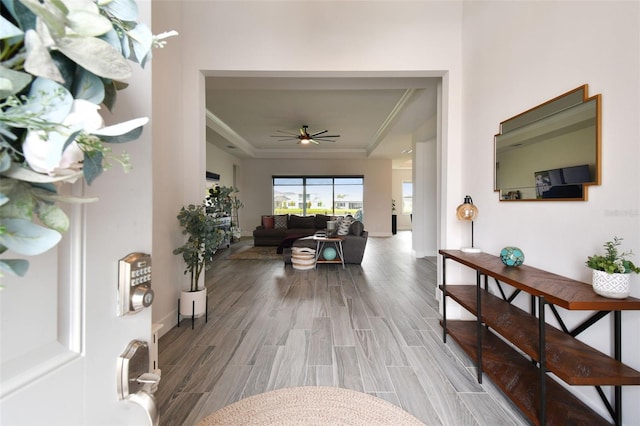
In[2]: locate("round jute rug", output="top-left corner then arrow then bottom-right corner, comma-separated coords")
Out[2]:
196,386 -> 426,425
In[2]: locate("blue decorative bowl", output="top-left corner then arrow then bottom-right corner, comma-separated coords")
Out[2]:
323,247 -> 337,260
500,246 -> 525,267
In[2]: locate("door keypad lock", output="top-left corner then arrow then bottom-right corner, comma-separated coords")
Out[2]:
118,253 -> 154,316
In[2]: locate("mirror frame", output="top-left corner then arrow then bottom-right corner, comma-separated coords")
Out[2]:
494,85 -> 601,201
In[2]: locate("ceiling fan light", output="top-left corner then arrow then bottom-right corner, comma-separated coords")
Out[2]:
300,138 -> 311,144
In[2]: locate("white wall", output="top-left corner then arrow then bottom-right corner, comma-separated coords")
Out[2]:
462,1 -> 640,422
241,158 -> 392,237
392,169 -> 413,231
152,0 -> 465,333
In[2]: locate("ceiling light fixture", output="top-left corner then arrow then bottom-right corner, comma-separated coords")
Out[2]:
402,149 -> 413,154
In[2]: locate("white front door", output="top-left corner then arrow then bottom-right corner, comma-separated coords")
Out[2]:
0,5 -> 155,419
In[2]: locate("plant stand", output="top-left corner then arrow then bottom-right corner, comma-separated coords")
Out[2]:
177,292 -> 208,330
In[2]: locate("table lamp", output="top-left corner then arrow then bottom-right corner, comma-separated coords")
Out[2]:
456,195 -> 481,253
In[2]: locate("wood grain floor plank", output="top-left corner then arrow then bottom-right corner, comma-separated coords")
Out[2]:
158,233 -> 533,425
330,305 -> 355,346
387,365 -> 444,425
354,329 -> 395,393
333,346 -> 364,392
308,317 -> 333,365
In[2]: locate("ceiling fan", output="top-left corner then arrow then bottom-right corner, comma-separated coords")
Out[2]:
270,125 -> 340,145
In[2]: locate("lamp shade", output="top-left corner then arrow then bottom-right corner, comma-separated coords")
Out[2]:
456,195 -> 481,253
456,195 -> 478,221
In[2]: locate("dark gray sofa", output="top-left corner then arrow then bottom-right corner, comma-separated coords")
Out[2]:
254,214 -> 368,264
253,214 -> 333,246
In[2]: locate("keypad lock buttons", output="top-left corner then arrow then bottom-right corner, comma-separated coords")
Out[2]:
118,253 -> 153,316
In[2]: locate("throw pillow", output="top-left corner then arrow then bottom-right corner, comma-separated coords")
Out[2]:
274,214 -> 288,229
349,220 -> 365,236
337,216 -> 355,235
262,215 -> 274,229
289,214 -> 315,229
314,214 -> 330,229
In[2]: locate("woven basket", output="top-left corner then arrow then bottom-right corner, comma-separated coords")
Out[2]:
292,247 -> 316,270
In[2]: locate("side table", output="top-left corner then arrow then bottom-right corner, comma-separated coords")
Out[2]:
314,236 -> 345,269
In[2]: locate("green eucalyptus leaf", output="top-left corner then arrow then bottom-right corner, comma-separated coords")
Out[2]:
24,30 -> 65,83
83,150 -> 103,185
27,77 -> 73,123
67,10 -> 113,37
2,164 -> 83,184
56,34 -> 132,80
93,117 -> 147,142
20,0 -> 66,38
127,23 -> 152,64
0,217 -> 61,255
100,0 -> 139,22
102,79 -> 117,111
0,259 -> 30,277
100,28 -> 123,55
5,0 -> 37,32
0,66 -> 33,99
72,69 -> 104,104
0,150 -> 10,173
31,186 -> 98,204
35,201 -> 69,233
0,180 -> 35,220
120,33 -> 131,60
50,50 -> 77,92
0,15 -> 23,39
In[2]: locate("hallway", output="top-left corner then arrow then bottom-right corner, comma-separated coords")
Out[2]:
157,232 -> 528,425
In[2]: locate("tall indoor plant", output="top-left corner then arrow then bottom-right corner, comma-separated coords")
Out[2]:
173,203 -> 227,315
586,237 -> 640,299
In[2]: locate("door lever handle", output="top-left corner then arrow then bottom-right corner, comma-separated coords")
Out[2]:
136,373 -> 160,385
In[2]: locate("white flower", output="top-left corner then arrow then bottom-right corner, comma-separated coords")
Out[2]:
23,99 -> 104,177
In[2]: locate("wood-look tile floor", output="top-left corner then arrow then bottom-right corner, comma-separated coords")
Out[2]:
157,231 -> 529,425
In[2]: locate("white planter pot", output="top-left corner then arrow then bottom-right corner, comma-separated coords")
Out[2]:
592,269 -> 631,299
180,289 -> 207,317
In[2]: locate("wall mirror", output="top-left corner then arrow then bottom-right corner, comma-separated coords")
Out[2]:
494,85 -> 601,201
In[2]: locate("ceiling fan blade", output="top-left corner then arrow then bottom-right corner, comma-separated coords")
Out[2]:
310,130 -> 328,137
274,130 -> 299,136
310,139 -> 320,144
315,139 -> 336,143
319,134 -> 340,138
270,136 -> 297,140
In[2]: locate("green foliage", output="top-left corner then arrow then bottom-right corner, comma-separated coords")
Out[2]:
586,237 -> 640,274
0,0 -> 176,278
173,204 -> 228,292
205,186 -> 240,216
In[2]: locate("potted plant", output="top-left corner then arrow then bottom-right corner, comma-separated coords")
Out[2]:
205,185 -> 244,241
586,237 -> 640,299
173,203 -> 228,317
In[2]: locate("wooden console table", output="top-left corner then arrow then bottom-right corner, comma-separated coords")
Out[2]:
439,249 -> 640,426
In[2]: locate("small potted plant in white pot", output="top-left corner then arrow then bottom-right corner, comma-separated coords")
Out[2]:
586,237 -> 640,299
173,203 -> 228,317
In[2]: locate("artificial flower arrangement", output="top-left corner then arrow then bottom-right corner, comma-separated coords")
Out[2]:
0,0 -> 176,278
586,237 -> 640,274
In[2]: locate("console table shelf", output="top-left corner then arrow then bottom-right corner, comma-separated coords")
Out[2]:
444,320 -> 611,426
439,249 -> 640,426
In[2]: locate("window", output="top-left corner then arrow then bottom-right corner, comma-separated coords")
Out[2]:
273,176 -> 364,219
402,181 -> 413,214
